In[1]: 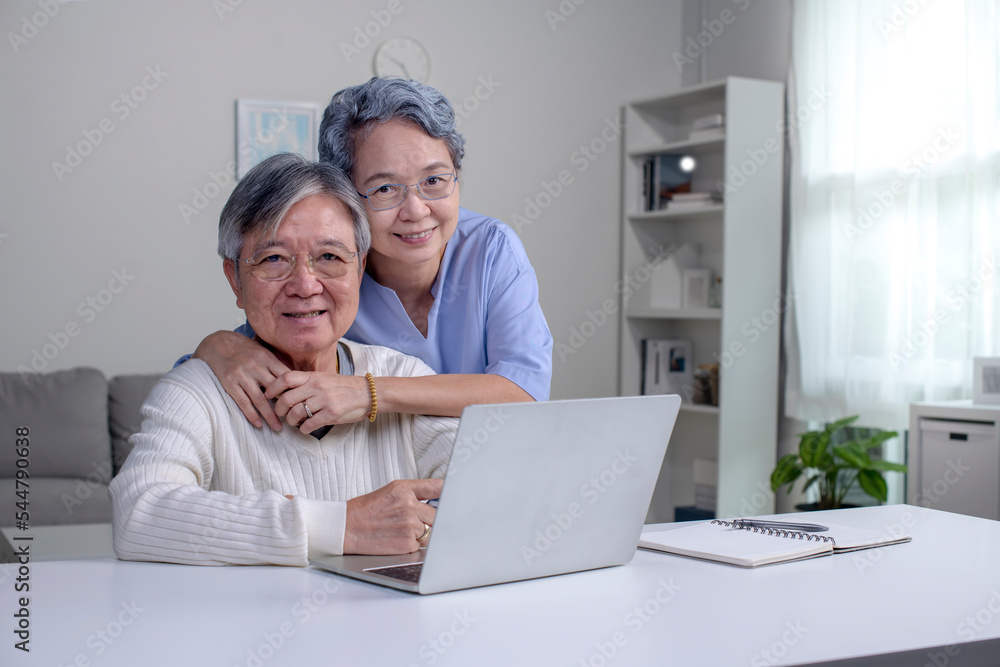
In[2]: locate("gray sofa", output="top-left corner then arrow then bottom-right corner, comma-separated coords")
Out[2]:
0,367 -> 163,526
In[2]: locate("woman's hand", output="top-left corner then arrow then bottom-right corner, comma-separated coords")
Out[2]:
266,371 -> 373,432
345,479 -> 442,555
193,331 -> 290,431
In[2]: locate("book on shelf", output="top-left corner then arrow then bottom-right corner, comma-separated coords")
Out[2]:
689,113 -> 725,142
691,112 -> 724,132
641,154 -> 694,212
642,339 -> 693,398
664,191 -> 723,213
639,516 -> 912,568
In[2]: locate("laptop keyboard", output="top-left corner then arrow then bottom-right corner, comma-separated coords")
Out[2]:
364,562 -> 423,583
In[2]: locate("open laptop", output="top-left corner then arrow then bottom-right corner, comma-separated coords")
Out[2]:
310,394 -> 680,594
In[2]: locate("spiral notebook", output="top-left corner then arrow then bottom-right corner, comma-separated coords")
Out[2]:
639,518 -> 912,568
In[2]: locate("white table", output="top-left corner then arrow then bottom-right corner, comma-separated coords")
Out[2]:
4,505 -> 999,666
1,523 -> 114,563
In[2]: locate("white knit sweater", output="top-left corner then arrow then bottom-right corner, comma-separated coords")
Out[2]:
110,340 -> 457,566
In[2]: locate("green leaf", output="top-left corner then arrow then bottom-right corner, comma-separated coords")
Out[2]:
862,430 -> 898,448
857,469 -> 888,502
802,474 -> 820,494
770,455 -> 803,491
799,431 -> 825,468
870,459 -> 908,473
825,415 -> 860,437
833,443 -> 870,469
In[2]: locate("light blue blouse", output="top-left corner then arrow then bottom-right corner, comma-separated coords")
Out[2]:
347,207 -> 552,401
221,208 -> 553,401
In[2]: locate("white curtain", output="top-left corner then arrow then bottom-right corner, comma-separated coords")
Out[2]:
785,0 -> 1000,429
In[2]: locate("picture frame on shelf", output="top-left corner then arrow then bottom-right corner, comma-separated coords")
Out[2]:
682,268 -> 711,309
236,99 -> 323,179
973,357 -> 1000,405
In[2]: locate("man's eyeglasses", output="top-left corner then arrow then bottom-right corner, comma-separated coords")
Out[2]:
359,173 -> 457,211
241,247 -> 361,282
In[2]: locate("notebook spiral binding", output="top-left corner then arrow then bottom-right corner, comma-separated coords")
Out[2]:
711,519 -> 835,543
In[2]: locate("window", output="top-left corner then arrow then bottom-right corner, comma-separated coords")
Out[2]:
786,0 -> 1000,428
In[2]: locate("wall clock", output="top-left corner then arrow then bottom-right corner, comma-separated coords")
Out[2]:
373,36 -> 430,81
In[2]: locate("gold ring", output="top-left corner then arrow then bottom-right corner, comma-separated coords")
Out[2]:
303,402 -> 314,419
418,523 -> 431,541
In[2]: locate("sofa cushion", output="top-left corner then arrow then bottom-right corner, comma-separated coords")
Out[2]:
0,478 -> 112,525
0,367 -> 111,481
108,373 -> 163,474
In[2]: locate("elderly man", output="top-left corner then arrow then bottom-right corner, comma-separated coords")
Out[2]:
110,154 -> 456,566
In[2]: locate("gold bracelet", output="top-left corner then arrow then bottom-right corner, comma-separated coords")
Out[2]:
365,373 -> 377,422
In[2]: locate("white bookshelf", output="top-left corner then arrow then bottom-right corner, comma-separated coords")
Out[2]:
618,77 -> 785,522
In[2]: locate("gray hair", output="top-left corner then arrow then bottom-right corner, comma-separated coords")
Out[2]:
319,77 -> 466,178
218,153 -> 371,270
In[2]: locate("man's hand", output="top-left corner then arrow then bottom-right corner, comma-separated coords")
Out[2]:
344,479 -> 442,555
266,371 -> 373,433
193,331 -> 289,431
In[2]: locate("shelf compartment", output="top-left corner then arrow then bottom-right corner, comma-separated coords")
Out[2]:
629,205 -> 724,222
627,307 -> 722,320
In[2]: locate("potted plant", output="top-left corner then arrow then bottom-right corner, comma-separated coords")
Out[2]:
770,416 -> 908,510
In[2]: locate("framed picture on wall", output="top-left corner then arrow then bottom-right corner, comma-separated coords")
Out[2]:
236,99 -> 323,179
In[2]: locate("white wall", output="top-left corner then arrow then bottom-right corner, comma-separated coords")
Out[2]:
0,0 -> 684,400
679,0 -> 790,87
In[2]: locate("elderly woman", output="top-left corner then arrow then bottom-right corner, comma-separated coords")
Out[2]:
110,154 -> 457,566
188,77 -> 552,434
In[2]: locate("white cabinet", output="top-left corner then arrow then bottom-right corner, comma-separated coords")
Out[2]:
618,78 -> 785,521
908,401 -> 1000,521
